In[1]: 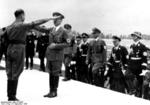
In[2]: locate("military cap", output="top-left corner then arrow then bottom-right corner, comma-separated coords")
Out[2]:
92,28 -> 101,34
64,24 -> 72,29
131,31 -> 142,39
52,12 -> 65,19
76,35 -> 82,39
112,35 -> 121,41
82,33 -> 89,38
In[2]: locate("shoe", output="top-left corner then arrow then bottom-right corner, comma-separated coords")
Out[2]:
8,97 -> 19,101
44,91 -> 57,98
62,78 -> 70,81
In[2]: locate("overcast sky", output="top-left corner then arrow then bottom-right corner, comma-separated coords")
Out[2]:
1,0 -> 150,35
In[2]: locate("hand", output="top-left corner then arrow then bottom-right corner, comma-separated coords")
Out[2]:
51,16 -> 61,20
85,60 -> 89,65
48,43 -> 56,49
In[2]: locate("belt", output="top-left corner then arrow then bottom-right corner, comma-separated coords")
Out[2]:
81,54 -> 87,57
130,57 -> 141,60
115,61 -> 121,63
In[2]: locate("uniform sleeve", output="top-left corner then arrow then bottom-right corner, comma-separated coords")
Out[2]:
121,46 -> 128,67
20,22 -> 35,30
34,26 -> 51,33
102,40 -> 107,64
86,42 -> 91,64
141,44 -> 148,68
107,49 -> 113,65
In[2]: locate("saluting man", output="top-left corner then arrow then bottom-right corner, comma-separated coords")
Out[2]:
126,32 -> 148,97
35,12 -> 69,98
107,36 -> 128,93
86,28 -> 107,87
6,9 -> 56,101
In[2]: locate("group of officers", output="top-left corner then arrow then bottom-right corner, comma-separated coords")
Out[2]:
0,9 -> 150,101
62,28 -> 150,100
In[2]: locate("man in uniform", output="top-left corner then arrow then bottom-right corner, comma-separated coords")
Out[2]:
6,9 -> 56,101
63,24 -> 76,81
107,36 -> 128,93
74,35 -> 83,81
25,30 -> 36,70
126,32 -> 148,97
80,33 -> 89,83
0,27 -> 8,62
36,32 -> 49,72
86,28 -> 107,87
35,12 -> 69,98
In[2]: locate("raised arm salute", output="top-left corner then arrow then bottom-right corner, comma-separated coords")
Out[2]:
6,9 -> 54,101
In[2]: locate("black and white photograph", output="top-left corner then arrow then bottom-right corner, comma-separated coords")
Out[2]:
1,0 -> 150,105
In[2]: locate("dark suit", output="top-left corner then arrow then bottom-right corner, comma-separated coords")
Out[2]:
107,45 -> 128,93
36,34 -> 49,71
86,38 -> 107,87
80,42 -> 89,83
126,42 -> 148,97
25,32 -> 36,69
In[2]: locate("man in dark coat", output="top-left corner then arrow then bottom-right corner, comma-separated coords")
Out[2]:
74,35 -> 83,82
6,9 -> 56,101
86,28 -> 107,87
107,36 -> 128,93
0,27 -> 8,62
36,32 -> 49,72
79,33 -> 89,83
25,31 -> 36,70
125,32 -> 148,97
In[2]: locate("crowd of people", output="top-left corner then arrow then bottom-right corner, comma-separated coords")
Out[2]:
0,9 -> 150,101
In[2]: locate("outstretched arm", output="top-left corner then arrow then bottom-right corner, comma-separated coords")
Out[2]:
34,26 -> 51,33
22,16 -> 60,31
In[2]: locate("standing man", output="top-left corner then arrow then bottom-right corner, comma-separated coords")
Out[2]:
0,27 -> 8,62
74,35 -> 83,81
6,9 -> 56,101
126,32 -> 148,97
107,36 -> 128,93
63,24 -> 76,81
25,30 -> 36,70
35,12 -> 69,98
36,32 -> 49,72
80,33 -> 89,83
86,28 -> 107,87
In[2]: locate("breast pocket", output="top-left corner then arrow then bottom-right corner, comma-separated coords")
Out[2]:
95,44 -> 103,53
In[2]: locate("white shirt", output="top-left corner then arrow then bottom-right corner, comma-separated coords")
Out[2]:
133,40 -> 140,45
114,45 -> 120,50
95,37 -> 99,41
55,25 -> 61,32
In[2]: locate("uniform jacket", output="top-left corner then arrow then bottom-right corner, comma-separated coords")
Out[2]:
46,27 -> 68,61
128,41 -> 148,74
108,45 -> 128,67
26,33 -> 36,57
86,38 -> 107,64
36,34 -> 49,58
64,31 -> 76,55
